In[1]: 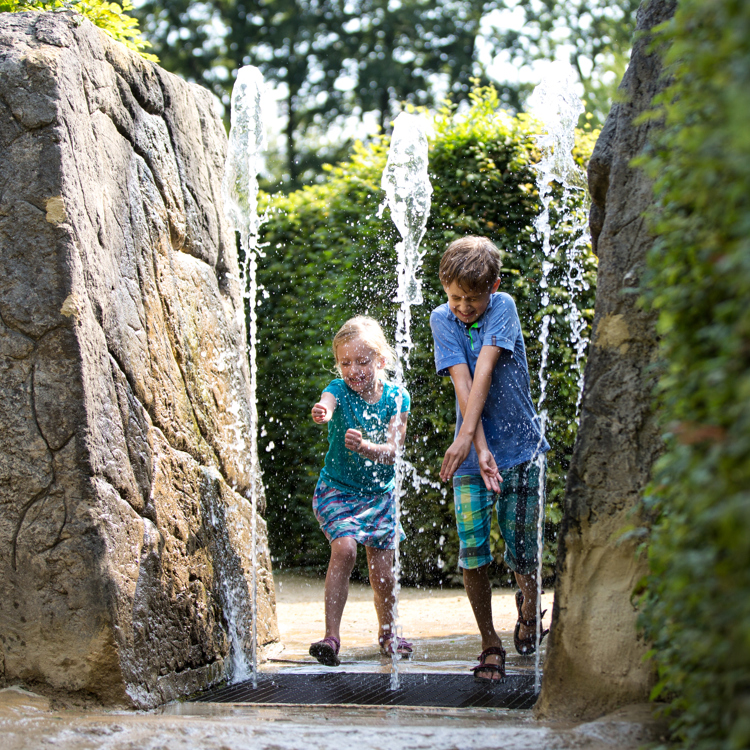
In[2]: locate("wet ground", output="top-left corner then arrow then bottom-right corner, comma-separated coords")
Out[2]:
1,573 -> 666,749
265,571 -> 554,675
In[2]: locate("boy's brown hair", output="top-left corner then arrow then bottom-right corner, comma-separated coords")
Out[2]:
439,236 -> 502,292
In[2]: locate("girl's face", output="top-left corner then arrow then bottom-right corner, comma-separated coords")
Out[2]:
335,338 -> 385,397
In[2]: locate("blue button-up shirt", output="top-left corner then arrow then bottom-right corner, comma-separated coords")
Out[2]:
430,292 -> 549,474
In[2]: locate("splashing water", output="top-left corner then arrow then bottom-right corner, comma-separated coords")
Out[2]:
527,66 -> 589,693
222,65 -> 268,688
379,112 -> 432,690
201,467 -> 252,684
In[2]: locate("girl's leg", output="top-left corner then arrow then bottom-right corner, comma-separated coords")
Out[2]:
365,546 -> 397,644
323,537 -> 358,640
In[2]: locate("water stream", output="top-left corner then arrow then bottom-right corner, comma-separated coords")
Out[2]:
379,112 -> 433,689
222,64 -> 268,688
219,65 -> 588,696
527,66 -> 589,692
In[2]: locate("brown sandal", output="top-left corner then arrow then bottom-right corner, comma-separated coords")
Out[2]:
514,590 -> 549,655
471,646 -> 506,683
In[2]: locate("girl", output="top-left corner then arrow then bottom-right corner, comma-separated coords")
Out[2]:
308,316 -> 412,666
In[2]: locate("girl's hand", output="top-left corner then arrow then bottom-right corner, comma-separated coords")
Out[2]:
312,402 -> 332,423
344,428 -> 364,452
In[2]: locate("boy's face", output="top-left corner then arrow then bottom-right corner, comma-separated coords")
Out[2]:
442,279 -> 500,325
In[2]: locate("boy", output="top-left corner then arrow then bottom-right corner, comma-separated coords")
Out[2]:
430,236 -> 550,682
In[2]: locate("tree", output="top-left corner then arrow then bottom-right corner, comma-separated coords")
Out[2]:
135,0 -> 504,187
489,0 -> 640,127
346,0 -> 501,132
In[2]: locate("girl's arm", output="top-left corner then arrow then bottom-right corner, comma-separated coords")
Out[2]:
311,392 -> 337,423
344,411 -> 408,465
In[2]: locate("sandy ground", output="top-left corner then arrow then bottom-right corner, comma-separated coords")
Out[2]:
0,573 -> 667,749
267,571 -> 555,674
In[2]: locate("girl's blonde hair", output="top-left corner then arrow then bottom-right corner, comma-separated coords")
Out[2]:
332,316 -> 396,374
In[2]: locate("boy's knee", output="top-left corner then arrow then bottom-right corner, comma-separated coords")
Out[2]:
462,563 -> 490,580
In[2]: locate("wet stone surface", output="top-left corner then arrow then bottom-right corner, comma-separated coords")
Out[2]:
1,574 -> 668,749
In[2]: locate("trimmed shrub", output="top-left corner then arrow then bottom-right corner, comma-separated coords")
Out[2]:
256,87 -> 596,584
637,1 -> 750,747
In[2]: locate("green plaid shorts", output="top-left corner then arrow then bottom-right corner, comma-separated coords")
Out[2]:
453,458 -> 545,575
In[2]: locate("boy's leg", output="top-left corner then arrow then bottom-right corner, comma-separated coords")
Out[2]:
514,572 -> 541,642
364,547 -> 397,642
496,459 -> 546,647
454,476 -> 504,680
323,536 -> 358,640
463,565 -> 504,676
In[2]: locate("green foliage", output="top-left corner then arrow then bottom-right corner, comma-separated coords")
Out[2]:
636,0 -> 750,747
255,85 -> 596,584
492,0 -> 640,129
135,0 -> 505,188
2,0 -> 156,59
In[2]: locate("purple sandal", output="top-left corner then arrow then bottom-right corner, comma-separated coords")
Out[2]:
378,632 -> 413,659
309,635 -> 341,666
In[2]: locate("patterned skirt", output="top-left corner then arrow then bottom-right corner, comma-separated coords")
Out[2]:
312,478 -> 405,550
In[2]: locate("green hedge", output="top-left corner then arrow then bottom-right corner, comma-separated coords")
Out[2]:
637,0 -> 750,747
256,87 -> 597,584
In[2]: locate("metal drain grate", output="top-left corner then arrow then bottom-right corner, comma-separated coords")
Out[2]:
192,672 -> 537,709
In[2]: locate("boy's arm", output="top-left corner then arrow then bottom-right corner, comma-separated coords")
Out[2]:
311,392 -> 337,423
344,412 -> 408,465
441,346 -> 502,490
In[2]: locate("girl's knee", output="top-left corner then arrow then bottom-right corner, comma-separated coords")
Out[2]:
330,537 -> 358,568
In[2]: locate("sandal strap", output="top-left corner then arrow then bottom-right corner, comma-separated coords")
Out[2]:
518,609 -> 548,628
316,636 -> 340,652
379,634 -> 413,651
471,646 -> 506,675
471,662 -> 504,674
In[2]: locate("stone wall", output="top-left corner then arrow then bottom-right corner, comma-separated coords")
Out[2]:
536,0 -> 676,719
0,12 -> 277,707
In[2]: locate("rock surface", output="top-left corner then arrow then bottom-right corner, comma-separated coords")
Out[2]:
0,12 -> 277,708
536,0 -> 676,719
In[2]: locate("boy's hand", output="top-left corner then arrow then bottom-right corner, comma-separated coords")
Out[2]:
344,429 -> 364,452
312,402 -> 332,423
477,449 -> 502,493
440,435 -> 473,482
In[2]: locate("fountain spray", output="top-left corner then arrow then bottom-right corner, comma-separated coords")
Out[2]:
222,65 -> 268,688
379,111 -> 433,690
527,65 -> 589,693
